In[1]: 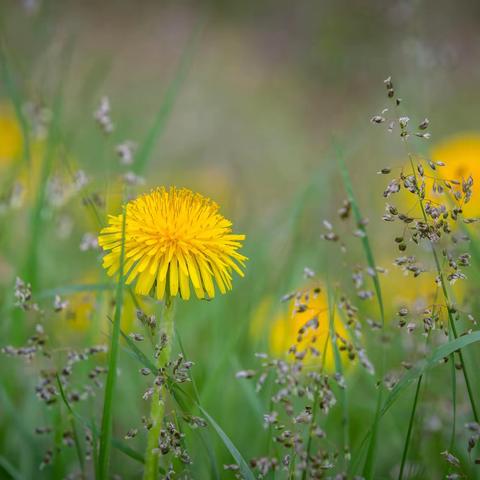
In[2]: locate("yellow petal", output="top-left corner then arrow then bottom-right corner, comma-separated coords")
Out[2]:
169,258 -> 179,297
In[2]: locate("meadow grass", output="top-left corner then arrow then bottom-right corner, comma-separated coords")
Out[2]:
1,8 -> 480,480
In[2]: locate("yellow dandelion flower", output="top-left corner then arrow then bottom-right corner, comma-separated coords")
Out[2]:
98,187 -> 247,300
268,286 -> 350,371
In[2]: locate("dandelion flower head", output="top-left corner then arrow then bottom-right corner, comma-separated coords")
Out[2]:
98,187 -> 247,300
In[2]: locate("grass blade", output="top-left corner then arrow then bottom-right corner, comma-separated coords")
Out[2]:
336,151 -> 385,325
174,328 -> 221,480
197,405 -> 255,480
231,356 -> 264,421
119,325 -> 158,373
0,456 -> 22,480
351,330 -> 480,475
98,201 -> 127,479
56,375 -> 86,477
58,376 -> 153,470
24,38 -> 74,290
327,284 -> 350,465
336,146 -> 386,479
398,375 -> 422,480
381,331 -> 480,416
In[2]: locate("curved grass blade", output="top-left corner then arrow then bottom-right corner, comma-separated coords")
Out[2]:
197,405 -> 255,480
351,330 -> 480,476
0,457 -> 21,480
174,328 -> 221,480
172,384 -> 254,480
380,331 -> 480,415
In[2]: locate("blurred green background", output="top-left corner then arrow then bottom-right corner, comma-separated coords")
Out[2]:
1,1 -> 480,479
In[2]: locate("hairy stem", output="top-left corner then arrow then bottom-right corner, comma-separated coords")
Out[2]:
143,299 -> 175,480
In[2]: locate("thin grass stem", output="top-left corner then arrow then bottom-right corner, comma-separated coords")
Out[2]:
407,155 -> 479,422
336,150 -> 386,479
98,202 -> 127,479
327,285 -> 350,467
398,375 -> 423,480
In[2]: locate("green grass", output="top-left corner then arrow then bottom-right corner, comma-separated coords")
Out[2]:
1,5 -> 480,480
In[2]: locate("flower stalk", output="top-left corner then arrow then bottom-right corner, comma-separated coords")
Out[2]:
407,155 -> 479,422
143,297 -> 175,480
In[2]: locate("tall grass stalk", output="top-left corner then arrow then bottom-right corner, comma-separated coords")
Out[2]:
143,298 -> 175,480
337,152 -> 386,479
301,387 -> 319,480
327,284 -> 350,466
98,203 -> 127,479
398,375 -> 422,480
406,154 -> 480,422
56,375 -> 86,477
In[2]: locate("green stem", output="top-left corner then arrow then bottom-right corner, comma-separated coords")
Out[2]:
302,387 -> 319,480
98,205 -> 127,479
407,155 -> 479,422
398,375 -> 423,480
143,299 -> 175,480
327,285 -> 350,465
56,375 -> 86,478
430,246 -> 479,422
449,349 -> 457,451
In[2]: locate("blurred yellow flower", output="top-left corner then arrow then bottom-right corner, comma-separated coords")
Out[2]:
267,286 -> 350,371
99,187 -> 247,300
379,262 -> 465,317
63,291 -> 97,333
380,268 -> 439,314
62,274 -> 151,336
399,134 -> 480,217
430,133 -> 480,217
0,104 -> 22,164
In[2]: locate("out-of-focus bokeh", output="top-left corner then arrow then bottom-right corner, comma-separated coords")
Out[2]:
2,1 -> 480,478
